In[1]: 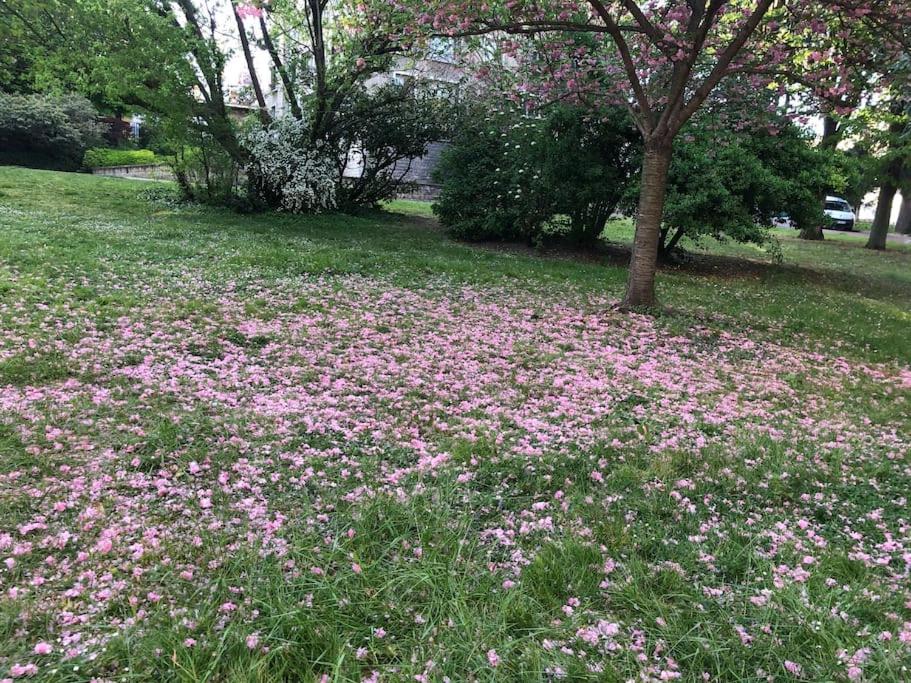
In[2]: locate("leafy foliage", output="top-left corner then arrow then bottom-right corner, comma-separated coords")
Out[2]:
829,146 -> 877,210
539,106 -> 640,244
83,148 -> 160,168
333,84 -> 454,208
653,118 -> 830,255
0,91 -> 104,171
433,106 -> 534,242
0,1 -> 455,213
242,116 -> 338,213
434,103 -> 638,243
168,138 -> 245,209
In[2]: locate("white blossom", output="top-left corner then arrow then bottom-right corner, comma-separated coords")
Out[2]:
241,116 -> 338,213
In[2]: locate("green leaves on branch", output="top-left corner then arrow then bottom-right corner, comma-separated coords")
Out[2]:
0,91 -> 104,171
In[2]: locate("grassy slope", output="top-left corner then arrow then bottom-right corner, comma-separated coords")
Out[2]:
2,170 -> 908,365
385,201 -> 911,365
0,168 -> 909,682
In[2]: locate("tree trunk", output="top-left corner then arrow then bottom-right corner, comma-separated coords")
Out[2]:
820,115 -> 839,150
799,223 -> 825,240
309,0 -> 330,142
230,0 -> 271,124
259,14 -> 303,120
799,115 -> 841,241
569,203 -> 610,247
896,195 -> 911,235
621,140 -> 673,309
866,183 -> 897,250
661,226 -> 686,257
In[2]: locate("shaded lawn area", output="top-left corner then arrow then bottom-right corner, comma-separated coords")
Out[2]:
385,202 -> 911,364
0,167 -> 909,682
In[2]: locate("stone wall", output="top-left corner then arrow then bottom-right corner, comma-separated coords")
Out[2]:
91,164 -> 174,181
398,184 -> 442,201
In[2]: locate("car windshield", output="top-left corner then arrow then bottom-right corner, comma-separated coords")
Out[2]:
825,201 -> 851,212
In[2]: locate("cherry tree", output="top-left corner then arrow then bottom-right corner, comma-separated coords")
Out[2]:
379,0 -> 911,307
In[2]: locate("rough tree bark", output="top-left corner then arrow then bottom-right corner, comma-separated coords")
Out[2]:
866,105 -> 907,249
621,139 -> 673,309
866,182 -> 897,250
896,195 -> 911,235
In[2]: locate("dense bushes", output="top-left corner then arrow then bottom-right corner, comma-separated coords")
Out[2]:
168,137 -> 245,209
432,107 -> 533,241
332,84 -> 453,209
435,103 -> 829,257
0,92 -> 105,171
242,116 -> 338,213
651,118 -> 829,256
83,148 -> 160,168
209,83 -> 453,213
433,104 -> 639,243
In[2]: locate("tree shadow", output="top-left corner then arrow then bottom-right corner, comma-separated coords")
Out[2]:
454,231 -> 911,308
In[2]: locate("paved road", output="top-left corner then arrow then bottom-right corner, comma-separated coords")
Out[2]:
824,228 -> 911,244
776,227 -> 911,245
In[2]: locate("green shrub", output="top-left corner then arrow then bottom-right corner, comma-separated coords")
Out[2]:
83,148 -> 159,168
432,106 -> 534,241
536,106 -> 640,245
640,117 -> 829,256
0,92 -> 105,171
333,83 -> 454,209
169,141 -> 245,209
433,103 -> 639,244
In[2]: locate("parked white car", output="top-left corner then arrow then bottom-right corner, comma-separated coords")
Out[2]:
824,196 -> 856,231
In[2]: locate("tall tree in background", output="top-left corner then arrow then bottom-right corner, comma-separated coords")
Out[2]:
897,196 -> 911,235
0,0 -> 447,208
865,96 -> 910,250
0,0 -> 247,160
769,9 -> 909,240
378,0 -> 911,307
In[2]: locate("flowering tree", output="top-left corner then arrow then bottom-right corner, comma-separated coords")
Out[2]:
379,0 -> 911,307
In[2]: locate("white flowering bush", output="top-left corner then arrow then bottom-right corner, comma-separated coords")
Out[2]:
242,116 -> 338,213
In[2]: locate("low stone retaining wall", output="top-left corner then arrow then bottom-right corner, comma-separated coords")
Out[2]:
399,184 -> 441,201
91,164 -> 174,181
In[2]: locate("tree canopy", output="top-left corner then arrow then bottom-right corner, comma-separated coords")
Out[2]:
375,0 -> 911,306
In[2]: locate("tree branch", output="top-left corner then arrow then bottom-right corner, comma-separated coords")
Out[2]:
587,0 -> 654,131
259,12 -> 303,119
676,0 -> 775,129
229,0 -> 271,124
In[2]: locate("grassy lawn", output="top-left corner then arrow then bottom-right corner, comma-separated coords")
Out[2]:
0,166 -> 909,682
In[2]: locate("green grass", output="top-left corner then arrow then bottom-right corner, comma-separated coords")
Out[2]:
0,168 -> 909,682
382,198 -> 438,219
1,169 -> 907,364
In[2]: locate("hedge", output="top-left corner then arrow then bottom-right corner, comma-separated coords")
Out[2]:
83,148 -> 162,168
